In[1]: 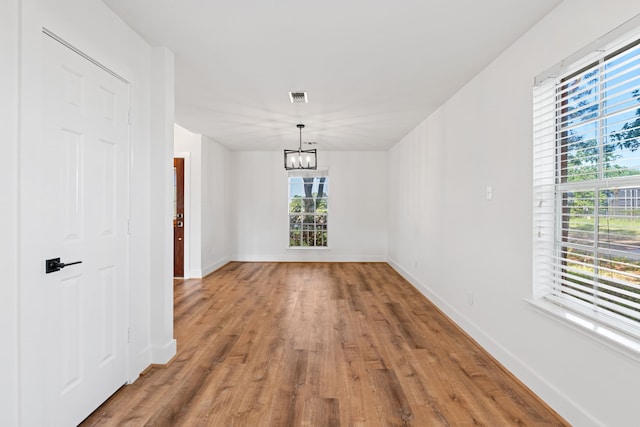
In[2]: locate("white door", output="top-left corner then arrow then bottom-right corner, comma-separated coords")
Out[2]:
36,32 -> 130,426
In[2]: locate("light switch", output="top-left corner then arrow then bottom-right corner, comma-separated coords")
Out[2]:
486,185 -> 493,201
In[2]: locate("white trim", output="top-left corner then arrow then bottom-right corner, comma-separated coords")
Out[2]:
534,13 -> 640,86
201,257 -> 230,278
287,246 -> 331,251
1,0 -> 19,423
232,254 -> 386,262
42,28 -> 129,84
150,339 -> 177,365
525,298 -> 640,363
287,168 -> 329,178
188,269 -> 203,279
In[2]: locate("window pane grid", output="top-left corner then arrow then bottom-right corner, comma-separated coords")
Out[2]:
555,183 -> 640,316
288,176 -> 328,247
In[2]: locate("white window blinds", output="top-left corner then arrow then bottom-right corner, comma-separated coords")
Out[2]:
533,32 -> 640,337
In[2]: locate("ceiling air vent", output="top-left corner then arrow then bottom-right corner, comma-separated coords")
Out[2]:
288,91 -> 308,103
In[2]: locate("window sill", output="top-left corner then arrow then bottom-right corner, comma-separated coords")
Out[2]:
287,246 -> 331,250
525,297 -> 640,364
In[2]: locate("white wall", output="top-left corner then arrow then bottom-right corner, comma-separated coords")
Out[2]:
231,151 -> 387,261
201,135 -> 231,275
149,47 -> 177,364
174,124 -> 231,277
14,0 -> 175,423
0,1 -> 19,425
388,1 -> 640,425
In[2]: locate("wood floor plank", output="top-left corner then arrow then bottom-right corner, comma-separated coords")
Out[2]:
300,397 -> 340,427
81,262 -> 567,427
368,368 -> 413,426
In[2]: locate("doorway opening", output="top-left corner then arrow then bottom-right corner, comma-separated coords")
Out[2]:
173,157 -> 185,277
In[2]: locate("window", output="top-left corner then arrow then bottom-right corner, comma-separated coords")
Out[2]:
533,32 -> 640,343
288,174 -> 328,247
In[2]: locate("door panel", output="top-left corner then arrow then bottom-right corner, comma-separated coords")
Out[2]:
39,33 -> 130,426
98,265 -> 116,366
60,129 -> 83,240
98,140 -> 116,236
60,274 -> 82,393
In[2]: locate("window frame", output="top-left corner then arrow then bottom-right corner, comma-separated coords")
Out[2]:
287,174 -> 329,249
531,25 -> 640,358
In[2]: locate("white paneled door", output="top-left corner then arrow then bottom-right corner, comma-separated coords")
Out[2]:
37,33 -> 129,426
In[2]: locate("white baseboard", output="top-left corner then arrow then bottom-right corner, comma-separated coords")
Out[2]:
150,338 -> 176,365
202,257 -> 230,277
187,269 -> 202,279
232,254 -> 387,262
184,257 -> 230,279
386,257 -> 602,427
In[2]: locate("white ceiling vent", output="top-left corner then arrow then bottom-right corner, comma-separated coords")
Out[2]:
288,91 -> 308,103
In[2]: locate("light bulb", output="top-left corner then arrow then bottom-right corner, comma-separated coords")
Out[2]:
306,156 -> 310,167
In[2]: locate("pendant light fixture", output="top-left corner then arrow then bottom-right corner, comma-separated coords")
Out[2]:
284,124 -> 317,170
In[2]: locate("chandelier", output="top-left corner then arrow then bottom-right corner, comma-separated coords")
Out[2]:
284,124 -> 317,170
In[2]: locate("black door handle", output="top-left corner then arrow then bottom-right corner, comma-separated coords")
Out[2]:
45,257 -> 82,274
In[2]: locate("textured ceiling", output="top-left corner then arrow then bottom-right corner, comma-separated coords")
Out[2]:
102,0 -> 563,151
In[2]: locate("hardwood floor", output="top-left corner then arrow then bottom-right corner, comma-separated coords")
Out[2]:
81,262 -> 567,426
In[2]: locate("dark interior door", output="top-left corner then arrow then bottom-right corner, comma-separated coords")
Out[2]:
173,158 -> 184,277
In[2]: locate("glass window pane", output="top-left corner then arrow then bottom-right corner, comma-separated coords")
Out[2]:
560,68 -> 600,129
604,100 -> 640,178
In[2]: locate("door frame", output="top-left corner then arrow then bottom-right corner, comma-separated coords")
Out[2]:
174,152 -> 191,278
